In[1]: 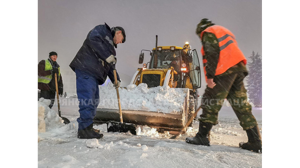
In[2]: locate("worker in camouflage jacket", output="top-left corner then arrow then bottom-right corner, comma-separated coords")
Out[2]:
38,51 -> 63,108
186,18 -> 262,153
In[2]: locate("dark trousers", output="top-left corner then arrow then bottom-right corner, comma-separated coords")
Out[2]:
75,69 -> 100,130
200,72 -> 258,130
38,90 -> 56,109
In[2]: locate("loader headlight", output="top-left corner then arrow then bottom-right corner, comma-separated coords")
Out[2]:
157,47 -> 162,51
170,46 -> 175,51
181,63 -> 187,72
181,67 -> 187,72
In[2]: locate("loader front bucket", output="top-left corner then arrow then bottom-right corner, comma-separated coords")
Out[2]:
93,88 -> 190,132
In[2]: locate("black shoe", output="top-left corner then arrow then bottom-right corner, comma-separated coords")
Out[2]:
239,126 -> 262,153
77,124 -> 103,139
186,122 -> 212,146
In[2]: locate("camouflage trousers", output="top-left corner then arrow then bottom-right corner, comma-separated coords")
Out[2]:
200,72 -> 257,130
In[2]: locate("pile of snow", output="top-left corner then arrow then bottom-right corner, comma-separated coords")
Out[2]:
98,83 -> 187,114
86,139 -> 104,148
38,98 -> 65,131
38,98 -> 78,141
136,126 -> 171,138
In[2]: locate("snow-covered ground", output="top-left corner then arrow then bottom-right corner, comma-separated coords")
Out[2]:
39,93 -> 262,168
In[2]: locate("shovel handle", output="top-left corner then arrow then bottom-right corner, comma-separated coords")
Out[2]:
182,107 -> 201,133
113,70 -> 123,123
170,106 -> 201,139
54,73 -> 61,117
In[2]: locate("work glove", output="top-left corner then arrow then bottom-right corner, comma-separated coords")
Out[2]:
52,67 -> 59,74
106,55 -> 116,64
114,80 -> 121,88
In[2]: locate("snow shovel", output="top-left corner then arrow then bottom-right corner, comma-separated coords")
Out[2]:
106,69 -> 136,135
54,73 -> 70,124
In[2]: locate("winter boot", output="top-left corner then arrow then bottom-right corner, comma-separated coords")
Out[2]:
90,122 -> 100,133
186,122 -> 212,146
93,128 -> 100,133
77,124 -> 103,139
239,125 -> 262,153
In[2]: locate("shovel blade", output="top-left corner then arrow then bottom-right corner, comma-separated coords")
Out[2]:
61,117 -> 70,124
107,122 -> 136,135
170,134 -> 180,139
58,110 -> 70,124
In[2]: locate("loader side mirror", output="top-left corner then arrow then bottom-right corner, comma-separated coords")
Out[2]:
139,53 -> 144,64
195,66 -> 200,70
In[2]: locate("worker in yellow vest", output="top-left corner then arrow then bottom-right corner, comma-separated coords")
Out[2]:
38,51 -> 63,108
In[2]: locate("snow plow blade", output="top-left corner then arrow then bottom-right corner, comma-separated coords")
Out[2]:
93,88 -> 191,132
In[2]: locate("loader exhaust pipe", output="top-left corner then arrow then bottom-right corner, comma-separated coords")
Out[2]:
156,35 -> 158,48
154,35 -> 158,68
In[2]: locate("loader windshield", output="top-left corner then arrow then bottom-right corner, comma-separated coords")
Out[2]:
150,50 -> 181,69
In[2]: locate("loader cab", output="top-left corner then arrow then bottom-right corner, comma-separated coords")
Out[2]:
149,46 -> 182,70
137,43 -> 201,90
148,46 -> 201,89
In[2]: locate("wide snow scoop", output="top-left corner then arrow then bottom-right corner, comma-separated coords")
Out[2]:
106,69 -> 136,135
54,73 -> 70,124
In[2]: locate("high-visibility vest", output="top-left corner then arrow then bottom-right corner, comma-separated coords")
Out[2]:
38,59 -> 60,84
200,25 -> 247,80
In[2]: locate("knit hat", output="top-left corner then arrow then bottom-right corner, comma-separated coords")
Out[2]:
111,26 -> 126,48
49,51 -> 58,57
196,18 -> 215,35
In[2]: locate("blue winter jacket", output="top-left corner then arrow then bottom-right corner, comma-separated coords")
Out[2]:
70,23 -> 120,85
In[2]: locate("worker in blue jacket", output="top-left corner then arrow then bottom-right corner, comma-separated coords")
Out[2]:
70,23 -> 126,139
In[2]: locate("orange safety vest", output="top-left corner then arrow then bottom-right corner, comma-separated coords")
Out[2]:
200,25 -> 247,81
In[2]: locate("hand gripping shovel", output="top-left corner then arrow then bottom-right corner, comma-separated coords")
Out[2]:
107,69 -> 136,135
54,73 -> 70,124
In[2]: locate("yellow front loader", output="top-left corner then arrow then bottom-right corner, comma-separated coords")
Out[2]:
95,35 -> 202,133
